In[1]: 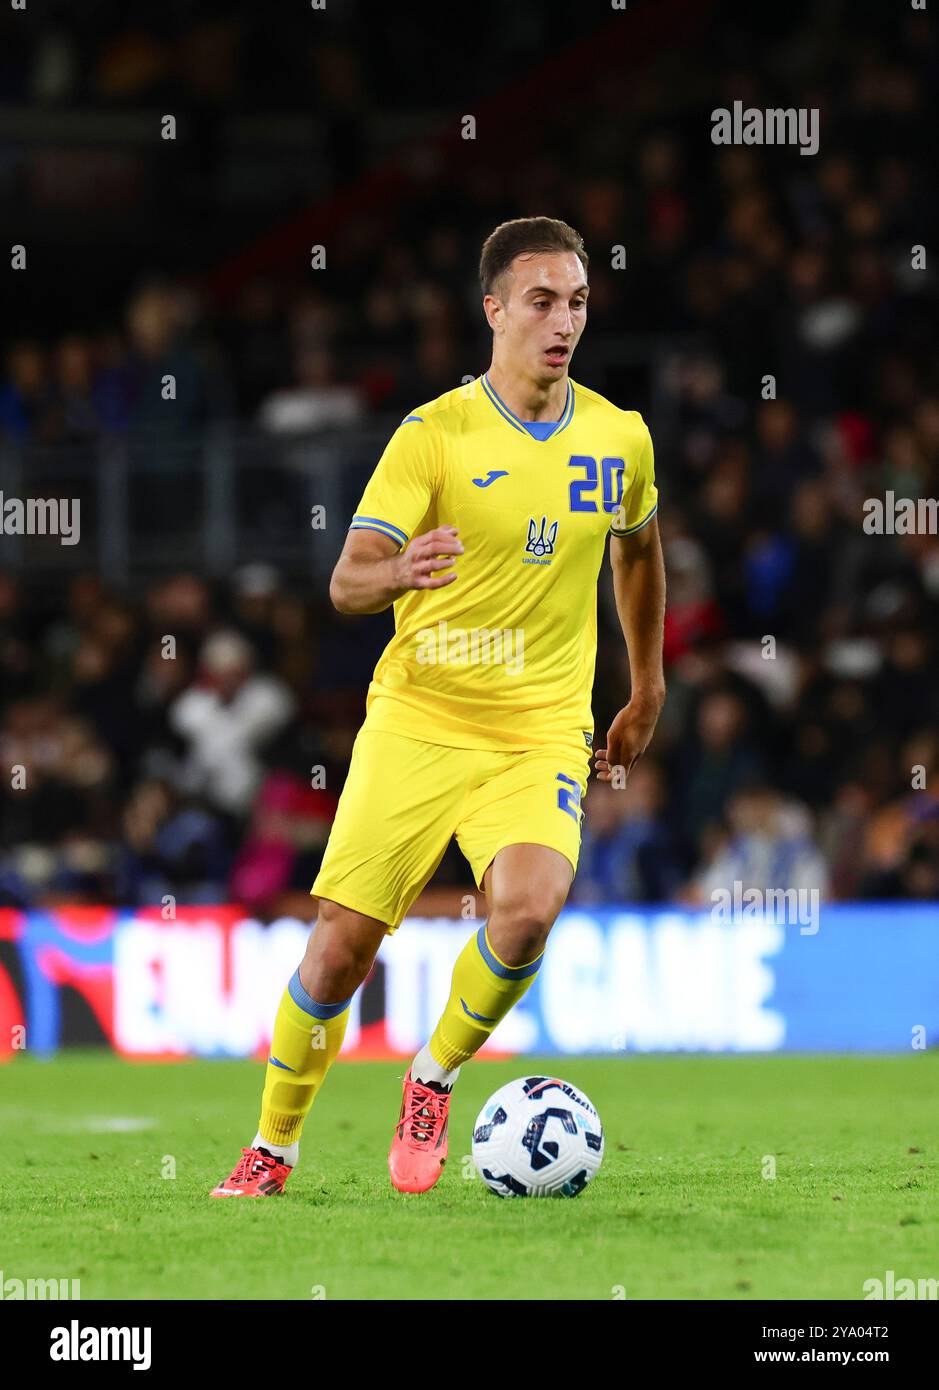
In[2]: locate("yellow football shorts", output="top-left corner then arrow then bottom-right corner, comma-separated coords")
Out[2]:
311,729 -> 591,931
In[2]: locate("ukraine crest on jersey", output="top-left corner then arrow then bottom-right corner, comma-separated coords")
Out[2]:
349,373 -> 658,755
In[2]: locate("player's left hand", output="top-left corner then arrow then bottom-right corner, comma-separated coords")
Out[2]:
593,696 -> 663,783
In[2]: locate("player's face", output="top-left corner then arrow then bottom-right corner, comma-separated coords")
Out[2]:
493,251 -> 588,384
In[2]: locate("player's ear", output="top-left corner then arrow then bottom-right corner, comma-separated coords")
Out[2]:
483,293 -> 504,334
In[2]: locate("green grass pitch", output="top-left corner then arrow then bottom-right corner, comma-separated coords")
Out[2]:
2,1052 -> 937,1300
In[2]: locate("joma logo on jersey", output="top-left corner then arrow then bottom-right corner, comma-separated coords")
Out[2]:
524,516 -> 558,565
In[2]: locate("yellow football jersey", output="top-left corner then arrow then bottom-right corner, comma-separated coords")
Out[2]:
348,373 -> 658,755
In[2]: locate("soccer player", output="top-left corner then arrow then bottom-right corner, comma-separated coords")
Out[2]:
211,216 -> 665,1198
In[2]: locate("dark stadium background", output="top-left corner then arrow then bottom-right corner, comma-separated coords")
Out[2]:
0,0 -> 936,940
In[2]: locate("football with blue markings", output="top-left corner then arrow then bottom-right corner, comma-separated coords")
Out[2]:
471,1075 -> 604,1198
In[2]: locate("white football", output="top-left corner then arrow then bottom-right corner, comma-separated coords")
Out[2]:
471,1075 -> 604,1198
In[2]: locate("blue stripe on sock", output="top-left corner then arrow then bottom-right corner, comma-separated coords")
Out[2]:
287,968 -> 352,1019
475,925 -> 543,981
460,996 -> 497,1023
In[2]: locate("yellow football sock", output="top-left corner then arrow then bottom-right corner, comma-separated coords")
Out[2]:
428,924 -> 543,1071
257,969 -> 350,1146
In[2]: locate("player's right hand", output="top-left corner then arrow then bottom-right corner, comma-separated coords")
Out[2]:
394,525 -> 463,591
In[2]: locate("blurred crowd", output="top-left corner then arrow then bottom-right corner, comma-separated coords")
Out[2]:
0,565 -> 384,913
2,534 -> 937,912
1,1 -> 937,910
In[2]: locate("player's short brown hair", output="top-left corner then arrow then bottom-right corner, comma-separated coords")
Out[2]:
479,216 -> 589,298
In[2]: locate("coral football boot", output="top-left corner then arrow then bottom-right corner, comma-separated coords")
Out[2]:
210,1147 -> 292,1198
388,1070 -> 451,1194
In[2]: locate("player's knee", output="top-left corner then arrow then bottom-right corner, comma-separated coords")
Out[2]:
301,934 -> 368,1001
488,884 -> 566,964
302,903 -> 375,1000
